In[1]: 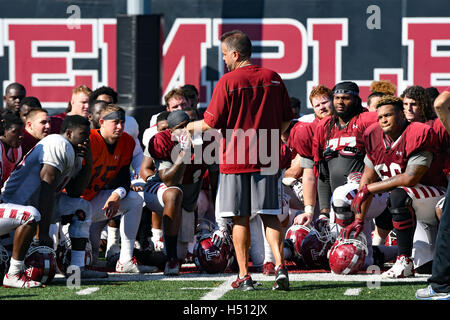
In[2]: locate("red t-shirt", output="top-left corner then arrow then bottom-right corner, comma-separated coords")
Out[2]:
149,129 -> 210,184
203,65 -> 293,174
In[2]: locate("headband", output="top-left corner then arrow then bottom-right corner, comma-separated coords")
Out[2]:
102,110 -> 126,121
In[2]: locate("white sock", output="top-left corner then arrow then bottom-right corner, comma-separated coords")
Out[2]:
372,234 -> 386,246
151,228 -> 163,239
107,226 -> 120,252
119,239 -> 134,263
71,250 -> 85,268
8,258 -> 25,275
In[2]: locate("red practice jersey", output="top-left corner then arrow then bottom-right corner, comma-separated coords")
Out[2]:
364,121 -> 446,187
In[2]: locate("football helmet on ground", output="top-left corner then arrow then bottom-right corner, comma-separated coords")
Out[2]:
328,231 -> 368,274
24,245 -> 57,285
300,217 -> 336,269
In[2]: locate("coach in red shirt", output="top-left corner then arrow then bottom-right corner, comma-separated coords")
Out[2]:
186,30 -> 293,291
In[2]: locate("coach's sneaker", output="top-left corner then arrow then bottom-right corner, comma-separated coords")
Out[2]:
382,255 -> 415,278
3,272 -> 42,288
262,262 -> 275,275
116,257 -> 159,273
273,264 -> 290,291
164,258 -> 180,276
416,285 -> 450,300
231,274 -> 255,291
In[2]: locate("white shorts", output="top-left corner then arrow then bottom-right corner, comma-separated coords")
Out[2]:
0,202 -> 40,236
89,189 -> 144,223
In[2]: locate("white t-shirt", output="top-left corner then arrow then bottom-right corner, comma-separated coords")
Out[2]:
1,134 -> 82,207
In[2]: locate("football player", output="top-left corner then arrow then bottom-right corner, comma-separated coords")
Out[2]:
289,85 -> 333,226
3,82 -> 26,114
0,111 -> 24,187
344,96 -> 446,278
81,104 -> 155,273
144,110 -> 218,275
21,108 -> 51,156
1,115 -> 106,288
313,81 -> 378,220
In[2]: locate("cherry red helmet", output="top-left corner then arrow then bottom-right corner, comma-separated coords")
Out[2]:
285,224 -> 311,256
300,218 -> 336,269
24,245 -> 57,285
328,232 -> 368,275
56,237 -> 93,276
193,235 -> 233,274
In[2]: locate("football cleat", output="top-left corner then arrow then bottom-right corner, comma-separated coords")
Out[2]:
116,257 -> 159,273
3,272 -> 42,288
164,258 -> 180,276
382,255 -> 415,278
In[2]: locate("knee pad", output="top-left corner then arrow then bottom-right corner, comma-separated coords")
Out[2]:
332,199 -> 354,227
388,188 -> 416,230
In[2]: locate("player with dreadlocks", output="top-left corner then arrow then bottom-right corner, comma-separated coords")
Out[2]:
312,81 -> 378,220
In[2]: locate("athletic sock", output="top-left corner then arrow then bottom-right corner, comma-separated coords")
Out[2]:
8,258 -> 25,275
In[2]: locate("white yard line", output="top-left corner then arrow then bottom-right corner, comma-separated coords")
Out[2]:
344,288 -> 362,296
200,278 -> 234,300
76,287 -> 100,295
53,272 -> 430,283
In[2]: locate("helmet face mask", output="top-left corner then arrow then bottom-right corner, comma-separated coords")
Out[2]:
300,219 -> 337,269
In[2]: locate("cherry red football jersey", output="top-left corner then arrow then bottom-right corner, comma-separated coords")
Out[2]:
313,111 -> 378,162
364,121 -> 446,187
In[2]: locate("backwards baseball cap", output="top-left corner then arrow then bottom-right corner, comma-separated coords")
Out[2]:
167,110 -> 190,129
332,81 -> 360,96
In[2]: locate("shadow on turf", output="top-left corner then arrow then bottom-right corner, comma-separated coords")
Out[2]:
285,281 -> 424,291
0,294 -> 37,299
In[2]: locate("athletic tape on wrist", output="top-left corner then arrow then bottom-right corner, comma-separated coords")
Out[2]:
305,205 -> 314,214
113,187 -> 127,200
